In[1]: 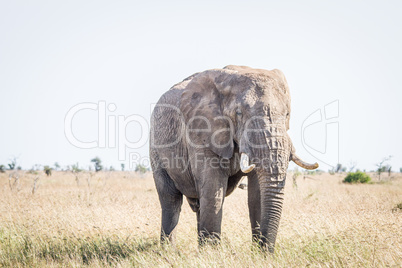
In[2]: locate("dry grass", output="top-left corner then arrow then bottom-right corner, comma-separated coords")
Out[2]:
0,170 -> 401,267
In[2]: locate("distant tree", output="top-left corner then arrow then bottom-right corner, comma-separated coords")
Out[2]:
8,157 -> 17,170
91,157 -> 103,172
17,166 -> 22,170
376,156 -> 392,180
335,163 -> 343,173
33,164 -> 41,170
71,163 -> 82,173
385,165 -> 392,177
135,164 -> 147,174
400,167 -> 402,173
121,163 -> 125,171
378,166 -> 387,172
43,166 -> 52,176
109,166 -> 115,171
54,162 -> 60,171
348,161 -> 357,172
341,167 -> 347,172
0,165 -> 5,173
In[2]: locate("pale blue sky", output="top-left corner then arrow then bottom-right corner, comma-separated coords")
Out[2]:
1,1 -> 401,171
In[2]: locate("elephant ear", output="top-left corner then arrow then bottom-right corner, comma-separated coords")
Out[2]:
180,70 -> 234,159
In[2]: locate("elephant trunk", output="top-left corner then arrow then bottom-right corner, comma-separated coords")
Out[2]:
253,134 -> 290,253
241,123 -> 309,252
253,136 -> 318,252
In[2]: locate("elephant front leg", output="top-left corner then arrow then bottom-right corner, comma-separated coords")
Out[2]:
154,170 -> 183,245
186,197 -> 201,235
160,196 -> 183,244
247,171 -> 261,243
197,177 -> 228,245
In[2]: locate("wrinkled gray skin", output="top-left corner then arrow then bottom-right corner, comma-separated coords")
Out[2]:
150,65 -> 317,253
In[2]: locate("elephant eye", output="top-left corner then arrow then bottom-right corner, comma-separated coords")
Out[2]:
236,110 -> 242,116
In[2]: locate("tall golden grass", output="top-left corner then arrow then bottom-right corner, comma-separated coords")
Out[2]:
0,170 -> 401,267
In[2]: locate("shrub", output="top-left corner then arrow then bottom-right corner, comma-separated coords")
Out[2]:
71,163 -> 82,173
0,165 -> 5,173
306,170 -> 316,175
27,169 -> 39,175
343,171 -> 371,184
135,164 -> 148,174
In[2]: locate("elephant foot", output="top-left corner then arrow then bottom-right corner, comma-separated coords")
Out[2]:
198,231 -> 221,247
256,239 -> 275,254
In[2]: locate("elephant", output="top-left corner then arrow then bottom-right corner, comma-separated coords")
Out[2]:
150,65 -> 318,253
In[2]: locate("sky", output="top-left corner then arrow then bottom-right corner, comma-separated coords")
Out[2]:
1,0 -> 401,172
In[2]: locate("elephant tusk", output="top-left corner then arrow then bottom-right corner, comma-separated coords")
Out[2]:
240,153 -> 255,173
291,154 -> 319,170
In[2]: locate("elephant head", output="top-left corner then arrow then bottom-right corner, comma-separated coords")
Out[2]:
179,65 -> 318,252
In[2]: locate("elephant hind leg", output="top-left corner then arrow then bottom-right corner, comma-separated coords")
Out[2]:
153,169 -> 183,245
186,197 -> 201,236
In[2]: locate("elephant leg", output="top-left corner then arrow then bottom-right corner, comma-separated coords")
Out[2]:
197,175 -> 228,245
247,171 -> 261,243
186,197 -> 201,235
154,169 -> 183,245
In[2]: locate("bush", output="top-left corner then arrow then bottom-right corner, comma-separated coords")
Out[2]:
135,164 -> 148,174
71,163 -> 82,173
343,171 -> 371,184
27,169 -> 39,175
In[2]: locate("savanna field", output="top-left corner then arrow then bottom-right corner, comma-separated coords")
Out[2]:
0,171 -> 401,267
